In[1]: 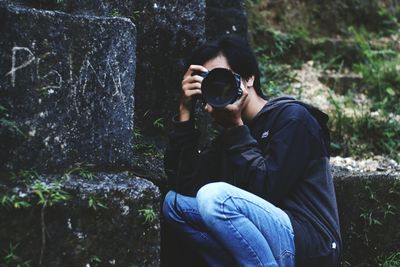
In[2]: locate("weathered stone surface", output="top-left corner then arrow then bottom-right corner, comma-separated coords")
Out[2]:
0,3 -> 136,172
0,172 -> 160,267
12,0 -> 250,134
131,0 -> 206,134
333,170 -> 400,266
13,0 -> 208,134
206,0 -> 248,40
14,0 -> 135,15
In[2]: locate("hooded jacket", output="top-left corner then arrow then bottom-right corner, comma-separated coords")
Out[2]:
164,96 -> 342,267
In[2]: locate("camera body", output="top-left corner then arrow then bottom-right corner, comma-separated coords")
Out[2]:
192,68 -> 242,108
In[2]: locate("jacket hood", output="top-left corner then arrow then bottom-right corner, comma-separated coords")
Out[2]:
254,96 -> 331,155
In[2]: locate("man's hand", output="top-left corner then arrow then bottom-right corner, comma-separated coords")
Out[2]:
180,65 -> 209,122
205,87 -> 248,129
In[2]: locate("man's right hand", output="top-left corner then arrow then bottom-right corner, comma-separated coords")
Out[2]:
179,65 -> 208,121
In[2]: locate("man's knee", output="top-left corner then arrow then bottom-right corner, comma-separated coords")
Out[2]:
197,182 -> 227,203
197,182 -> 231,221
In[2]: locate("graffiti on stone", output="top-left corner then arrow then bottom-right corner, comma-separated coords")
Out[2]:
3,43 -> 132,115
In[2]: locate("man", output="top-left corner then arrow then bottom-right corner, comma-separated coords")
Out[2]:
163,34 -> 342,267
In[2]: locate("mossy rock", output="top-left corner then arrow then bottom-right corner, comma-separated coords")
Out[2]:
334,171 -> 400,266
0,172 -> 161,267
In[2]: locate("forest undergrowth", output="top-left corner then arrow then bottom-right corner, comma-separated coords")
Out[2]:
246,0 -> 400,163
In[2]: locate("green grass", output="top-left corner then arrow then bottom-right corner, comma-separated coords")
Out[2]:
328,94 -> 400,162
2,243 -> 32,267
351,27 -> 400,114
378,252 -> 400,267
252,22 -> 400,162
88,194 -> 108,210
326,27 -> 400,161
257,54 -> 297,97
32,181 -> 70,207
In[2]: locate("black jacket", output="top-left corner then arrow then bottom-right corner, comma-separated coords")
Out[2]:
164,96 -> 342,267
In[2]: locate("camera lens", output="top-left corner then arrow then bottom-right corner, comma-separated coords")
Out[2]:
201,68 -> 241,108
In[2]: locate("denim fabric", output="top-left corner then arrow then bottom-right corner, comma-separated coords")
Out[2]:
163,182 -> 295,267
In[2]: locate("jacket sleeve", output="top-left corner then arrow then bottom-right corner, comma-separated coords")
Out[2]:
221,115 -> 321,204
164,116 -> 219,196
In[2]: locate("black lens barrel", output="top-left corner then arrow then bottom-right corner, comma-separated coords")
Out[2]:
200,68 -> 242,108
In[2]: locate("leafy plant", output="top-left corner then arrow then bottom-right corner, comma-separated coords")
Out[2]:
0,105 -> 7,113
153,118 -> 164,129
32,181 -> 70,207
10,170 -> 39,183
89,255 -> 102,265
79,170 -> 95,180
1,195 -> 31,209
0,105 -> 27,138
254,30 -> 297,60
59,167 -> 95,181
111,8 -> 121,17
257,54 -> 296,97
138,208 -> 156,224
133,142 -> 156,155
328,92 -> 400,161
0,118 -> 27,137
0,105 -> 26,138
133,128 -> 142,139
2,243 -> 31,267
133,127 -> 159,156
350,27 -> 400,113
88,194 -> 108,210
378,252 -> 400,267
130,10 -> 141,21
30,181 -> 70,266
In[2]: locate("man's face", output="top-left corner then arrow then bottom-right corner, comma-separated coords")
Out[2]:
201,54 -> 253,127
202,54 -> 250,110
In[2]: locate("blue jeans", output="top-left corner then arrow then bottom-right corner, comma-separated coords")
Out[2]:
163,182 -> 295,267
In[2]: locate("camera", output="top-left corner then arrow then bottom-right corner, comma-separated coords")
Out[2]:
192,68 -> 243,108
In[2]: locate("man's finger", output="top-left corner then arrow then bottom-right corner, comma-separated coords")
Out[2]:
204,103 -> 213,113
188,75 -> 204,83
185,89 -> 202,97
184,65 -> 209,78
184,82 -> 202,90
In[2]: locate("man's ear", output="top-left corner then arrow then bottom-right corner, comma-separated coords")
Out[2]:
245,75 -> 255,88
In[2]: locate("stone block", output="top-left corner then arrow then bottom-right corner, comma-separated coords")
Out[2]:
131,0 -> 207,133
333,171 -> 400,266
0,172 -> 160,267
15,0 -> 208,133
0,3 -> 136,172
206,0 -> 248,40
13,0 -> 250,134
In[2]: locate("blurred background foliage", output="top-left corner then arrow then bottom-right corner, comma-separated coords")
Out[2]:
246,0 -> 400,162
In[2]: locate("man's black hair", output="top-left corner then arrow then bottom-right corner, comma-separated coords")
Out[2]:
188,34 -> 265,99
